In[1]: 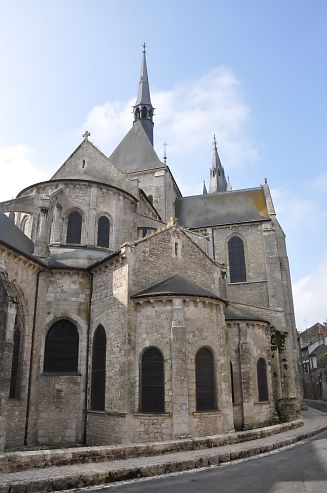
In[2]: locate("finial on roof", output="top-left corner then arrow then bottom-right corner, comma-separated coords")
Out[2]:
213,134 -> 217,150
265,177 -> 268,184
142,42 -> 146,54
83,130 -> 91,140
227,175 -> 232,191
163,142 -> 167,164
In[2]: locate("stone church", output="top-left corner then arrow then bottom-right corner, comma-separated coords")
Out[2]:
0,49 -> 301,451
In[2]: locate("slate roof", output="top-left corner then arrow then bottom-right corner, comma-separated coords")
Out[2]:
131,273 -> 224,302
50,139 -> 135,195
175,188 -> 270,229
109,121 -> 165,173
225,304 -> 269,323
0,211 -> 34,256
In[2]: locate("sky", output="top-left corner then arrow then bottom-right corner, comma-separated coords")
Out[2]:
0,0 -> 326,330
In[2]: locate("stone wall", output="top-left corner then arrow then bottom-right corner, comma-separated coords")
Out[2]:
0,245 -> 40,450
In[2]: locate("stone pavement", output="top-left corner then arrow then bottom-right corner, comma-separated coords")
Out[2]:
0,407 -> 326,493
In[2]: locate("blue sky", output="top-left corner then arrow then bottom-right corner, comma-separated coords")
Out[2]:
0,0 -> 326,329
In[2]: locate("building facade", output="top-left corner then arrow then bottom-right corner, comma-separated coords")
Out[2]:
300,322 -> 327,401
0,49 -> 301,451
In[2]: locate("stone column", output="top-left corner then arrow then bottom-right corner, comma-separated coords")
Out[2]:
51,204 -> 63,244
238,323 -> 255,429
34,208 -> 49,258
170,298 -> 189,438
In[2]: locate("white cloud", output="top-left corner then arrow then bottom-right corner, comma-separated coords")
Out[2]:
293,254 -> 327,330
0,145 -> 46,201
81,67 -> 258,191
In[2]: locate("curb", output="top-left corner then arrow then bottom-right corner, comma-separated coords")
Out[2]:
0,419 -> 303,474
1,422 -> 327,492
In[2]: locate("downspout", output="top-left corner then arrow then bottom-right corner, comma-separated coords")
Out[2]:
24,265 -> 45,446
83,271 -> 93,444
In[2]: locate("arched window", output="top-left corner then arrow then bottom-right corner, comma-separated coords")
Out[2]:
230,362 -> 235,404
9,324 -> 21,398
91,325 -> 106,411
44,319 -> 79,373
97,216 -> 110,248
140,347 -> 164,413
141,106 -> 147,118
257,358 -> 269,401
134,108 -> 140,120
66,211 -> 82,244
195,347 -> 216,411
228,235 -> 246,283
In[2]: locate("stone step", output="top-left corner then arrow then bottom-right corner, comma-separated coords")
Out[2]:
0,419 -> 303,474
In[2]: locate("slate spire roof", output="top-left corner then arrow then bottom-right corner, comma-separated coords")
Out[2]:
209,135 -> 228,194
135,44 -> 152,107
132,44 -> 155,145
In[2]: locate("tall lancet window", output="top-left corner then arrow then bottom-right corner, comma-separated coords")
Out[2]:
228,235 -> 247,283
66,211 -> 82,244
97,216 -> 110,248
140,347 -> 165,413
257,358 -> 269,401
195,347 -> 216,411
91,325 -> 107,411
9,323 -> 21,399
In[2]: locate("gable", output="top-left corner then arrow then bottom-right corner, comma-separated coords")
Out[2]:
51,139 -> 136,195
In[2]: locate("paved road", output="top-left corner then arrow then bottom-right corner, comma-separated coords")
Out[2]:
305,399 -> 327,413
79,430 -> 327,493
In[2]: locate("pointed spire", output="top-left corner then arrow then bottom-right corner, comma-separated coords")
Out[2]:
135,43 -> 152,106
133,44 -> 154,145
209,134 -> 228,194
227,175 -> 232,191
203,181 -> 208,195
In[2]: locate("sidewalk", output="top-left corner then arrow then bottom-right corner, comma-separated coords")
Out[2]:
0,407 -> 326,493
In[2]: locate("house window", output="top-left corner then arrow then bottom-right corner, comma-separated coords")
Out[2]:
44,319 -> 79,373
66,211 -> 82,244
9,324 -> 21,398
97,216 -> 110,248
228,235 -> 246,283
257,358 -> 269,401
140,347 -> 164,413
91,325 -> 106,411
195,347 -> 216,411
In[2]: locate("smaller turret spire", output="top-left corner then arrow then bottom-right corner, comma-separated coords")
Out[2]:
209,134 -> 228,194
133,44 -> 154,145
203,181 -> 208,195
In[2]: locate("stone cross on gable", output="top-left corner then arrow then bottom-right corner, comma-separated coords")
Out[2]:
83,130 -> 91,140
